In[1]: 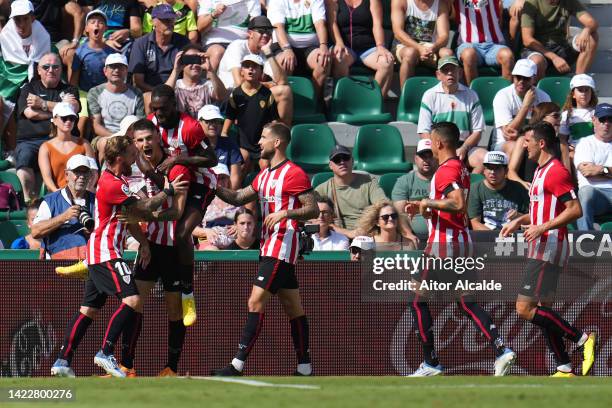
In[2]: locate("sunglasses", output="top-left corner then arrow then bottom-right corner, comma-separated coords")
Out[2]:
41,64 -> 61,71
380,213 -> 398,222
58,115 -> 77,122
349,246 -> 362,255
107,63 -> 125,70
598,116 -> 612,124
331,154 -> 351,164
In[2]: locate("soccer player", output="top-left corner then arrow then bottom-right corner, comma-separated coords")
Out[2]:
51,135 -> 189,377
501,122 -> 597,377
148,84 -> 218,327
211,122 -> 319,376
405,122 -> 516,377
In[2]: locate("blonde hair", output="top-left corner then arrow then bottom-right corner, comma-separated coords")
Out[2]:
358,200 -> 405,236
105,135 -> 133,165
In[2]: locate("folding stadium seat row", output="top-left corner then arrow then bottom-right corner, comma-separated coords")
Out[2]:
0,171 -> 27,220
0,219 -> 30,248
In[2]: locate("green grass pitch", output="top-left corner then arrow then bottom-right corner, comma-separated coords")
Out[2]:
1,376 -> 611,408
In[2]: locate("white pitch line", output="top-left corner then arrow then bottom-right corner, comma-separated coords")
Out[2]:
180,376 -> 320,390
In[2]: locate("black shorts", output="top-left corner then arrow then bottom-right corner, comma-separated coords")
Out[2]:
521,42 -> 579,69
272,43 -> 318,76
134,242 -> 181,292
15,138 -> 46,170
186,182 -> 215,213
82,259 -> 139,308
255,256 -> 299,294
519,259 -> 561,299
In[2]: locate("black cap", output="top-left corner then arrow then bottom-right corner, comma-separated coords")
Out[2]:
329,145 -> 352,160
248,16 -> 273,30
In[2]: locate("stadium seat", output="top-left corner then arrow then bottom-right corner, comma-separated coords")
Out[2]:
311,172 -> 333,188
537,76 -> 571,107
470,76 -> 511,126
353,125 -> 412,174
596,213 -> 612,225
288,76 -> 326,124
378,173 -> 405,198
600,222 -> 612,231
470,173 -> 484,184
328,76 -> 392,125
288,124 -> 337,173
0,171 -> 26,220
0,219 -> 29,248
0,141 -> 10,171
396,76 -> 438,123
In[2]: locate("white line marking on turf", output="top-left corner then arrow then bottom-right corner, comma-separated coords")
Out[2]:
181,376 -> 320,390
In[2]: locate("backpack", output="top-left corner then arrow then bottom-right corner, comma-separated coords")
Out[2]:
0,182 -> 20,211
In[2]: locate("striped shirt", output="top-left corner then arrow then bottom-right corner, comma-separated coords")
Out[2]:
268,0 -> 326,48
528,158 -> 576,266
252,160 -> 312,264
425,157 -> 473,258
454,0 -> 504,45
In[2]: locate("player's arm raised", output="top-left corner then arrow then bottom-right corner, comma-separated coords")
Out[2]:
158,144 -> 218,172
216,185 -> 258,206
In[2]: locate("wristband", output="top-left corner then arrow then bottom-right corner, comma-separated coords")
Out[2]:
264,52 -> 274,59
281,44 -> 292,51
163,185 -> 175,196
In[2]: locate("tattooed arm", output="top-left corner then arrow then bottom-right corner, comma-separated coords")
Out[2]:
262,190 -> 320,229
215,185 -> 258,206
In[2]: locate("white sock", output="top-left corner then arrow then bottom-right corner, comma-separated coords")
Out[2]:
297,363 -> 312,376
231,358 -> 244,372
557,363 -> 572,373
577,333 -> 588,347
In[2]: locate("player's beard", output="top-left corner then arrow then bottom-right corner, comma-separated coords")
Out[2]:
260,147 -> 274,160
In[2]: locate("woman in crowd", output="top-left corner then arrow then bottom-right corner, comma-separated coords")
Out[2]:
560,74 -> 598,147
224,208 -> 259,250
358,200 -> 416,250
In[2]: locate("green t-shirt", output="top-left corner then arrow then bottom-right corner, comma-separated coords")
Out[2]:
468,179 -> 530,230
142,2 -> 197,36
391,171 -> 431,235
315,173 -> 387,231
521,0 -> 586,45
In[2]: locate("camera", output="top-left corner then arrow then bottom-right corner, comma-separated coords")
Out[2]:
298,224 -> 319,256
78,206 -> 95,232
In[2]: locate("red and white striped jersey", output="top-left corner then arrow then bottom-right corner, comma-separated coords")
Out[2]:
425,157 -> 473,258
87,170 -> 138,264
528,158 -> 577,266
148,112 -> 218,189
145,164 -> 193,247
454,0 -> 504,45
252,160 -> 312,264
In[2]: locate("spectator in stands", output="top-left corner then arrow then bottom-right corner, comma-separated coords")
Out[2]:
223,55 -> 280,171
198,105 -> 243,189
223,208 -> 259,250
392,139 -> 437,237
560,74 -> 597,147
417,56 -> 487,173
574,103 -> 612,230
129,4 -> 189,109
93,114 -> 139,164
310,196 -> 349,251
391,0 -> 453,89
328,0 -> 394,96
30,154 -> 96,259
521,0 -> 598,79
15,52 -> 80,202
492,58 -> 550,155
269,0 -> 330,101
454,0 -> 514,85
349,235 -> 375,261
143,0 -> 198,43
468,151 -> 529,231
358,200 -> 416,250
94,0 -> 143,52
10,198 -> 42,249
166,43 -> 227,118
38,103 -> 95,193
197,0 -> 261,70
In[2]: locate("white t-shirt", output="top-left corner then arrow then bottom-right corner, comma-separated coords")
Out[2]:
217,39 -> 274,89
560,108 -> 594,145
268,0 -> 326,48
312,230 -> 349,251
573,135 -> 612,189
492,84 -> 550,150
198,0 -> 261,45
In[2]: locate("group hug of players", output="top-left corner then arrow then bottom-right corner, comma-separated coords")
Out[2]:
49,86 -> 597,378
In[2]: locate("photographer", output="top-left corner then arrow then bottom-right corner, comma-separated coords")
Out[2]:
31,154 -> 95,259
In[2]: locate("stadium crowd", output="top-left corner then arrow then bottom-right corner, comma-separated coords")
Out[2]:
0,0 -> 610,254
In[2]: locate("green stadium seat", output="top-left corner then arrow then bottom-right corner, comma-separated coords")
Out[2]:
0,219 -> 29,248
470,173 -> 484,184
0,171 -> 26,220
396,76 -> 438,123
537,76 -> 571,108
288,76 -> 326,124
353,125 -> 412,174
288,124 -> 337,173
600,222 -> 612,232
0,140 -> 11,171
596,214 -> 612,225
328,76 -> 392,125
470,76 -> 511,126
311,172 -> 333,188
378,173 -> 405,198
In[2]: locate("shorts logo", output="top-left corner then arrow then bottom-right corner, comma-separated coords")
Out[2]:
123,275 -> 131,284
524,285 -> 531,290
257,276 -> 264,281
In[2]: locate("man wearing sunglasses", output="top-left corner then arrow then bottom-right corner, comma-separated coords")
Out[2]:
573,103 -> 612,230
492,59 -> 551,155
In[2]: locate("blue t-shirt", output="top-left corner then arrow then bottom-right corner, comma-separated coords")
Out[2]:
215,137 -> 243,169
11,237 -> 30,249
72,43 -> 115,91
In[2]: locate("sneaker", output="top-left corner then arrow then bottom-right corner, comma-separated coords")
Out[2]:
494,348 -> 516,376
56,261 -> 88,280
182,293 -> 197,327
94,351 -> 126,378
581,332 -> 597,376
408,362 -> 444,377
100,364 -> 136,378
551,370 -> 576,378
158,367 -> 178,377
51,359 -> 75,377
211,365 -> 242,377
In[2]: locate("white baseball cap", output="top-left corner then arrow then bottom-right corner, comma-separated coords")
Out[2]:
511,59 -> 537,78
570,74 -> 595,90
212,163 -> 230,177
111,115 -> 140,137
66,154 -> 93,171
105,53 -> 128,67
416,139 -> 432,154
52,102 -> 77,118
483,151 -> 509,166
86,9 -> 107,23
198,105 -> 224,121
9,0 -> 33,19
350,236 -> 375,251
241,54 -> 264,67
